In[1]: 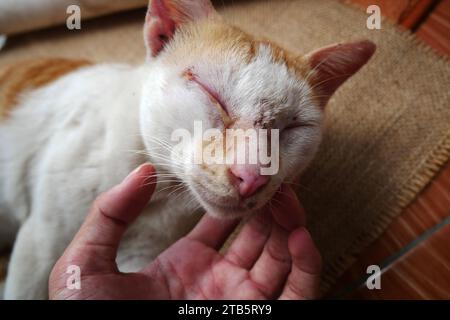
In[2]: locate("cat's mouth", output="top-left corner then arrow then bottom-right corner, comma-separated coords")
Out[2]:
200,197 -> 252,219
190,182 -> 241,216
191,180 -> 265,218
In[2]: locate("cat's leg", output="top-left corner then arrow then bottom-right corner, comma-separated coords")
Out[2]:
0,207 -> 20,252
4,217 -> 69,299
0,207 -> 20,299
5,195 -> 202,298
117,203 -> 203,273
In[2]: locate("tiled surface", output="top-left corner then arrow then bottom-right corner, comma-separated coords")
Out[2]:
331,0 -> 450,299
331,161 -> 450,298
351,221 -> 450,299
346,0 -> 436,28
417,0 -> 450,55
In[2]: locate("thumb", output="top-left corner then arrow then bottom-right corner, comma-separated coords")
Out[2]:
56,163 -> 156,274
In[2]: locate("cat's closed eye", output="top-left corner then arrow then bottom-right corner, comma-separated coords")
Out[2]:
183,68 -> 232,125
284,120 -> 317,131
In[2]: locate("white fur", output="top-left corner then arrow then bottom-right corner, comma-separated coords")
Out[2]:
0,31 -> 323,299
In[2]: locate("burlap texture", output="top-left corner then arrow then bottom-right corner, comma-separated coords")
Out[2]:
1,0 -> 449,292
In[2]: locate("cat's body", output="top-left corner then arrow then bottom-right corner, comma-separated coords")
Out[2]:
0,0 -> 375,299
0,61 -> 202,298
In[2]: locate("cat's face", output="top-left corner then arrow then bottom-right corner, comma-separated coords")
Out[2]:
140,0 -> 375,218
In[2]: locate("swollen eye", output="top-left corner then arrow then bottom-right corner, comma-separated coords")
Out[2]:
183,69 -> 233,127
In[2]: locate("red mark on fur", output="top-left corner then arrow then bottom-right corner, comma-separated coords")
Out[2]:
182,69 -> 233,126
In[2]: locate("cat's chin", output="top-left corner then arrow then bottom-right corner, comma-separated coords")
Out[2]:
196,195 -> 267,219
204,205 -> 253,219
189,181 -> 270,219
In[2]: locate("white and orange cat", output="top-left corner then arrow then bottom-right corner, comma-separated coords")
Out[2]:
0,0 -> 375,299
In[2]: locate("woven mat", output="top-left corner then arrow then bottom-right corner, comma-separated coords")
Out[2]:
1,0 -> 449,293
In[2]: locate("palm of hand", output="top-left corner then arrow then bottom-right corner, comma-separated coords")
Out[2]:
69,239 -> 269,300
49,164 -> 321,300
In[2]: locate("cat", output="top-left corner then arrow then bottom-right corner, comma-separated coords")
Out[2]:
0,0 -> 375,299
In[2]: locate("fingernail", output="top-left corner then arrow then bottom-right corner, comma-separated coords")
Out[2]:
123,164 -> 148,183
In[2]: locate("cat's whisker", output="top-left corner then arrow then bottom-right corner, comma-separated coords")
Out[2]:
302,51 -> 341,89
145,172 -> 180,178
142,137 -> 190,164
131,140 -> 175,158
145,168 -> 192,182
140,134 -> 174,151
141,179 -> 182,186
144,166 -> 184,175
275,189 -> 298,203
124,140 -> 176,157
166,184 -> 188,198
306,94 -> 336,102
171,186 -> 195,203
153,182 -> 186,197
141,168 -> 180,176
284,181 -> 312,192
132,150 -> 173,160
137,155 -> 186,170
268,200 -> 276,217
147,152 -> 186,166
298,51 -> 353,105
184,194 -> 202,211
185,194 -> 201,210
270,195 -> 285,207
307,73 -> 358,97
146,175 -> 182,180
124,149 -> 185,168
142,172 -> 184,182
148,173 -> 186,180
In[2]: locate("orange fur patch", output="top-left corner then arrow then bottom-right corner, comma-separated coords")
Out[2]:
166,20 -> 309,75
0,58 -> 91,120
256,39 -> 310,78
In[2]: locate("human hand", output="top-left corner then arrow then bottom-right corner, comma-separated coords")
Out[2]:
49,164 -> 322,300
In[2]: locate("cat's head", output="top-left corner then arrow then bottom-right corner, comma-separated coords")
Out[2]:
139,0 -> 376,218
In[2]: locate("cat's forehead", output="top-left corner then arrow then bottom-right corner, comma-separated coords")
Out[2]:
168,20 -> 310,81
164,20 -> 318,121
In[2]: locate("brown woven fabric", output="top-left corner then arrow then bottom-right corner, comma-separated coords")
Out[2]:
1,0 -> 449,293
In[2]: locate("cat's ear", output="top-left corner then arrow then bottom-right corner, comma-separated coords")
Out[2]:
144,0 -> 216,57
304,40 -> 376,107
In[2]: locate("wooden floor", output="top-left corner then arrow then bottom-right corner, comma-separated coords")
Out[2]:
329,0 -> 450,299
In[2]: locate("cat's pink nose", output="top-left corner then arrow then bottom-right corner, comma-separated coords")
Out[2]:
229,164 -> 269,198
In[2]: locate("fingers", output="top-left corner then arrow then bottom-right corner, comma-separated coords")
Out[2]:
187,215 -> 239,250
270,184 -> 306,229
225,184 -> 305,271
279,228 -> 322,300
62,163 -> 157,273
224,210 -> 272,269
248,185 -> 306,297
